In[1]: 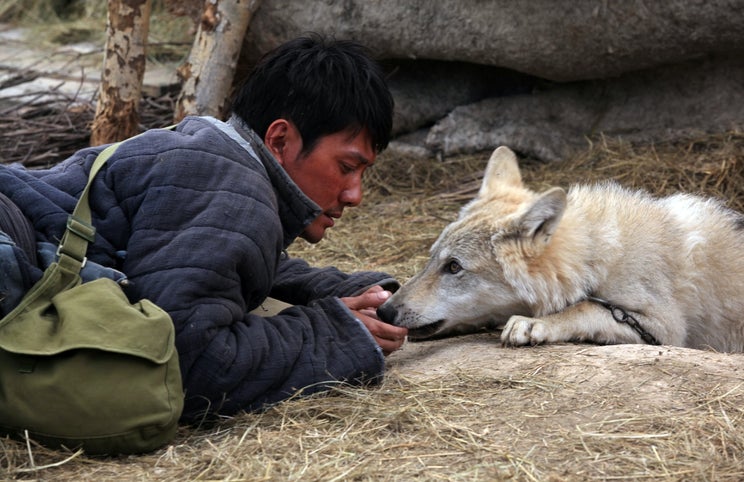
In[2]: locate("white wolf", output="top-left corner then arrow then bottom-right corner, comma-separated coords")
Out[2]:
377,146 -> 744,352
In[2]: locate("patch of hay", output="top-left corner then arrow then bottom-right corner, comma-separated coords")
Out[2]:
5,343 -> 744,481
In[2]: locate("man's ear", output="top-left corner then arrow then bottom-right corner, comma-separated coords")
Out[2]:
264,119 -> 302,165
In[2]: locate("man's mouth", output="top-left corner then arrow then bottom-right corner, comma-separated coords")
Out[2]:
325,211 -> 342,226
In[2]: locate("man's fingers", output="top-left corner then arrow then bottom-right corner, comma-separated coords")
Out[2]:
342,289 -> 391,311
376,334 -> 405,356
359,316 -> 408,355
342,287 -> 407,355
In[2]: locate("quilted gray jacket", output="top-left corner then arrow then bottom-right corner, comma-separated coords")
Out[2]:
0,116 -> 397,421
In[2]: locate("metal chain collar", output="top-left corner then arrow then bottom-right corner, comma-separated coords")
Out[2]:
586,296 -> 662,346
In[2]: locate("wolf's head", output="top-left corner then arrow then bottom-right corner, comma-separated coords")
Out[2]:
377,146 -> 567,340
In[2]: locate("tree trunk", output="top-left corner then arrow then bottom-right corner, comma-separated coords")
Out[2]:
174,0 -> 261,122
90,0 -> 151,146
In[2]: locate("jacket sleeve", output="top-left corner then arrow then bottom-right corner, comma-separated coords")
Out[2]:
103,125 -> 386,422
270,253 -> 400,304
178,298 -> 385,419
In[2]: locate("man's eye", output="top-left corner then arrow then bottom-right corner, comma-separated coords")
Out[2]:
445,260 -> 462,274
340,163 -> 355,174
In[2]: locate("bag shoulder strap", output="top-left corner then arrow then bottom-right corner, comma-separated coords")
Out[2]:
56,142 -> 122,273
56,126 -> 176,274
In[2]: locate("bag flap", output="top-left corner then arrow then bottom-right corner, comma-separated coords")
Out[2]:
0,264 -> 175,364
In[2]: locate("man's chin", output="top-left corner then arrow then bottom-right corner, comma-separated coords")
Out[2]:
300,228 -> 325,244
300,216 -> 333,243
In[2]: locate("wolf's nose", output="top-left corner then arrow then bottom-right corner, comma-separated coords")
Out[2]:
376,301 -> 397,325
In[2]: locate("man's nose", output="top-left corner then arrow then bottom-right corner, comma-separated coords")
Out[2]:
341,178 -> 363,207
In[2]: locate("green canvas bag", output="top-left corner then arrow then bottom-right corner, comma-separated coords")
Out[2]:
0,141 -> 184,455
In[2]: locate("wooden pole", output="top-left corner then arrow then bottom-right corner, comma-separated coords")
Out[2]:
174,0 -> 261,122
90,0 -> 151,146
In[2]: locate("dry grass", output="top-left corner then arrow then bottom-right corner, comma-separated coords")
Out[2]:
3,350 -> 744,481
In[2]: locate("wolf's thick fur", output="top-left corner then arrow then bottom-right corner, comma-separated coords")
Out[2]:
378,146 -> 744,352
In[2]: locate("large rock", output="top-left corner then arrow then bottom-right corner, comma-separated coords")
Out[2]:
385,334 -> 744,479
388,334 -> 744,394
421,55 -> 744,162
239,1 -> 744,161
387,60 -> 534,136
243,0 -> 744,82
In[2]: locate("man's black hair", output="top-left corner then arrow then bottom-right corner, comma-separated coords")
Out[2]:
231,34 -> 394,154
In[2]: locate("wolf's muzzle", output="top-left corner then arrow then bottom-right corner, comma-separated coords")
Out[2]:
376,301 -> 397,325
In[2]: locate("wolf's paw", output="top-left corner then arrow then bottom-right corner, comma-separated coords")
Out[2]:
501,315 -> 549,346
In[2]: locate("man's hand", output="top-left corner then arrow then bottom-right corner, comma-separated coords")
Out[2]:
341,286 -> 408,356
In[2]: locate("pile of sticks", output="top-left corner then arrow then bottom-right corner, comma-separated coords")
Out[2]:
0,76 -> 175,169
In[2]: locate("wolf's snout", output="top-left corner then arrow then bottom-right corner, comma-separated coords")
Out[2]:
376,301 -> 398,325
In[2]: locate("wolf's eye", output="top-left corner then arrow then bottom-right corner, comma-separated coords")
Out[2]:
445,260 -> 462,274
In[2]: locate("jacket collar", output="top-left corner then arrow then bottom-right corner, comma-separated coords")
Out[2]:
226,115 -> 321,248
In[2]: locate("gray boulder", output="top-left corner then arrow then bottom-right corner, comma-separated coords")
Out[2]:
240,1 -> 744,161
423,55 -> 744,162
243,0 -> 744,82
387,60 -> 534,136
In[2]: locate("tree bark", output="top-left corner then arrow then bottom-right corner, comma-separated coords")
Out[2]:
90,0 -> 151,146
174,0 -> 261,122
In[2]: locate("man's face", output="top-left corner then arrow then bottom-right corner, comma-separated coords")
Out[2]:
268,121 -> 377,243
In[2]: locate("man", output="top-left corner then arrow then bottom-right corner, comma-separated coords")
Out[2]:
0,35 -> 408,422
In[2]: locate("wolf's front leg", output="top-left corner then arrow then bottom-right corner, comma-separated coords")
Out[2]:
501,301 -> 650,347
501,315 -> 554,346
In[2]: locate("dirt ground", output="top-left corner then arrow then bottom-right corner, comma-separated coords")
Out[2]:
389,336 -> 744,479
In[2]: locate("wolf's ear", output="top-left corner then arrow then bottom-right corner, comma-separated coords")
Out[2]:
479,146 -> 523,197
518,187 -> 567,242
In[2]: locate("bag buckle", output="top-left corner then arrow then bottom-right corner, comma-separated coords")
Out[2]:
56,244 -> 88,268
